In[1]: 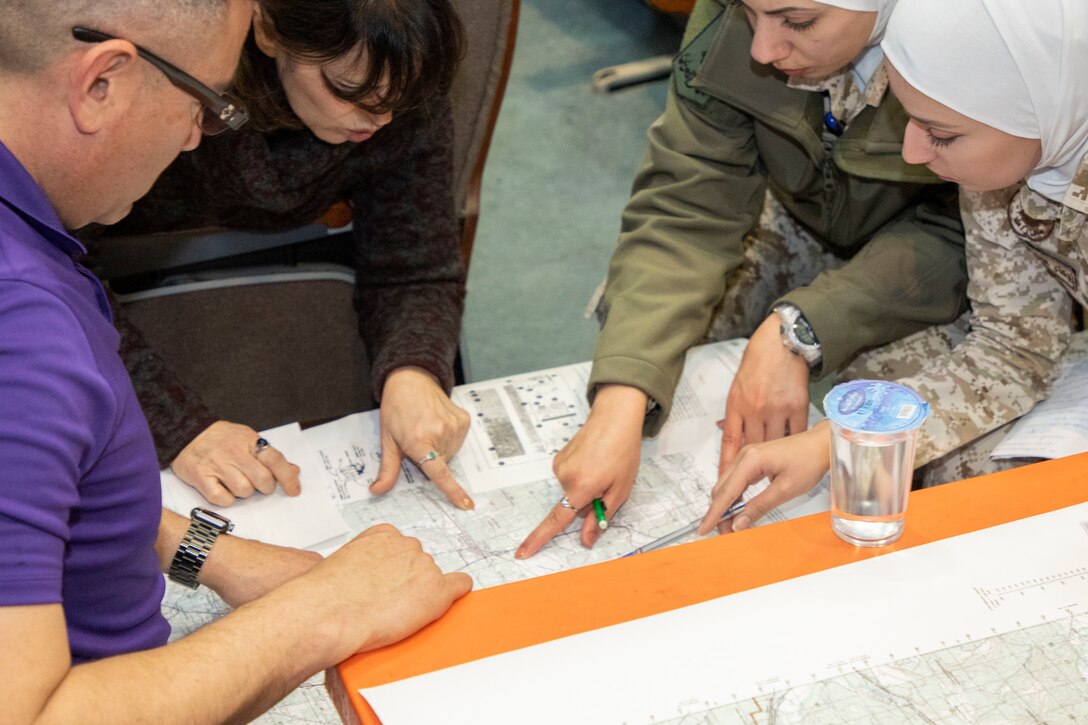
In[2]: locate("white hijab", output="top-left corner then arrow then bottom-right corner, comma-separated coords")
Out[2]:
882,0 -> 1088,203
817,0 -> 898,45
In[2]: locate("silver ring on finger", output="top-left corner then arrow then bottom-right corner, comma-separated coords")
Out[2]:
417,450 -> 440,467
558,495 -> 578,511
254,437 -> 270,456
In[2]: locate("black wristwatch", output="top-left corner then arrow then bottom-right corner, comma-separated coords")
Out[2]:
168,507 -> 234,589
772,303 -> 823,370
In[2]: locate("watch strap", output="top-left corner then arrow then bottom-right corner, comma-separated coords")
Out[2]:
772,303 -> 823,370
168,508 -> 233,589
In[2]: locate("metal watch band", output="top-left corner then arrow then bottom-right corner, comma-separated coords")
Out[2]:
167,508 -> 233,589
773,303 -> 823,370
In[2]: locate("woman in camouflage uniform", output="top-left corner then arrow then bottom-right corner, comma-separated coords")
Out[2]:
699,0 -> 1088,533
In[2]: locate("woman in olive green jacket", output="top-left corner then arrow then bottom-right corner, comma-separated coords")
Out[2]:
518,0 -> 967,558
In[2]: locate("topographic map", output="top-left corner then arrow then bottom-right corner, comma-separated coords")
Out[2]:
169,340 -> 1086,725
161,342 -> 779,722
357,504 -> 1088,724
658,612 -> 1088,724
161,451 -> 732,723
162,341 -> 1088,723
163,588 -> 1088,724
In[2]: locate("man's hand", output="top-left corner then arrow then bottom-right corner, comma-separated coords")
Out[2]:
369,366 -> 473,509
699,421 -> 831,535
171,421 -> 301,506
295,524 -> 473,660
10,525 -> 471,725
516,384 -> 646,559
719,313 -> 811,474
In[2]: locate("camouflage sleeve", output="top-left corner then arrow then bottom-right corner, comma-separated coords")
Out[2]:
898,187 -> 1074,465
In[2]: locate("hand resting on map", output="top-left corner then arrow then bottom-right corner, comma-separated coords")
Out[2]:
699,421 -> 832,535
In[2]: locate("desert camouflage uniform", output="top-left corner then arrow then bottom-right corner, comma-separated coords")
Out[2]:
841,176 -> 1085,484
1009,155 -> 1088,306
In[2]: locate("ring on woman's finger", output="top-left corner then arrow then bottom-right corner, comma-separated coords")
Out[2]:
558,496 -> 578,511
417,450 -> 440,467
254,437 -> 271,456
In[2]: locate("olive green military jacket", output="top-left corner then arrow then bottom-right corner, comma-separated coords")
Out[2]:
589,0 -> 967,435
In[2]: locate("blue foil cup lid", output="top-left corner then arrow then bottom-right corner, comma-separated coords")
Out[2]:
823,380 -> 930,434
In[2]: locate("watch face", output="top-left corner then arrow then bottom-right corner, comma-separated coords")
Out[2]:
793,319 -> 818,346
192,507 -> 234,533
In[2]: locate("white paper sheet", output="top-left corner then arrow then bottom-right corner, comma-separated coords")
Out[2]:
302,411 -> 389,505
160,422 -> 348,550
992,335 -> 1088,459
644,340 -> 742,460
445,340 -> 752,493
447,361 -> 595,493
360,502 -> 1088,724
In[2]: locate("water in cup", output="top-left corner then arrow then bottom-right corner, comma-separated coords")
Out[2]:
824,381 -> 929,547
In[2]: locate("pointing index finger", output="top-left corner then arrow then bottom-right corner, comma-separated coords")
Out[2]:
515,501 -> 579,559
421,454 -> 474,510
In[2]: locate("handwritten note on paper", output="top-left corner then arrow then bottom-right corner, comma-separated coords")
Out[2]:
992,341 -> 1088,460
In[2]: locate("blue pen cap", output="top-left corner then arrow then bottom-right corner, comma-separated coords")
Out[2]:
823,380 -> 929,434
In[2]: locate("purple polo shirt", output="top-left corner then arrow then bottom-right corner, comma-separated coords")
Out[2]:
0,141 -> 169,662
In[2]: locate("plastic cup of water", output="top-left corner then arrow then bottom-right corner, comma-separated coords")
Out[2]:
823,380 -> 930,547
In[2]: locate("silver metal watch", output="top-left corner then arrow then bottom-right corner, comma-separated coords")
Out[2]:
167,507 -> 234,589
772,303 -> 823,371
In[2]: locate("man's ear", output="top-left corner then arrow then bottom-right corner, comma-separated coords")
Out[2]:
251,4 -> 281,59
67,41 -> 141,135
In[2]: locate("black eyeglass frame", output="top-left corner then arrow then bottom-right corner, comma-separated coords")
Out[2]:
71,26 -> 248,135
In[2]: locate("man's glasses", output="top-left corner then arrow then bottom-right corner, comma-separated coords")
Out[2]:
71,26 -> 248,136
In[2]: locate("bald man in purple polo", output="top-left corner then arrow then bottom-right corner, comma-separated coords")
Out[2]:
0,1 -> 470,721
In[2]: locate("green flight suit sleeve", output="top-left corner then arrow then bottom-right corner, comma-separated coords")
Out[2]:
588,10 -> 765,435
779,188 -> 969,376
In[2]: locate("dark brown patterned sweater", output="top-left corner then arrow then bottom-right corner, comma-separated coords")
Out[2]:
99,96 -> 464,466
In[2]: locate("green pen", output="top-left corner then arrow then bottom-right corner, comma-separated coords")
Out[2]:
592,498 -> 608,530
